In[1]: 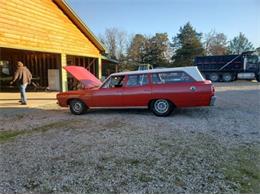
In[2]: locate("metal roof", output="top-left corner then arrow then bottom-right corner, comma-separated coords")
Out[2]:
101,55 -> 119,64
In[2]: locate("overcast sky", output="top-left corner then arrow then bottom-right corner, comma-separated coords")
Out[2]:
67,0 -> 259,47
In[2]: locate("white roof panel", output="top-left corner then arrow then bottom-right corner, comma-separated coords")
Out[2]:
111,66 -> 205,81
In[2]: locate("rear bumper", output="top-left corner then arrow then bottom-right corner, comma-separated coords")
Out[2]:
210,96 -> 216,106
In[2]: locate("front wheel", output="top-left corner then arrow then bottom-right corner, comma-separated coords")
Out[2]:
69,99 -> 87,115
151,99 -> 174,117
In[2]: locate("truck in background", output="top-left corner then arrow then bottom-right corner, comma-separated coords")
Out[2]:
194,51 -> 260,82
137,64 -> 153,71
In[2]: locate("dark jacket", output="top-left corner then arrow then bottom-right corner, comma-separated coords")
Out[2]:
13,66 -> 32,85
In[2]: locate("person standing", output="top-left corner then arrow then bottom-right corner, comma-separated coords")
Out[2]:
10,61 -> 32,105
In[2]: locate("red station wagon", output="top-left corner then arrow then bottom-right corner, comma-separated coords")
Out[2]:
57,66 -> 216,116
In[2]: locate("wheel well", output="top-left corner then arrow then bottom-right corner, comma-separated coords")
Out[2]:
148,99 -> 176,109
67,98 -> 88,108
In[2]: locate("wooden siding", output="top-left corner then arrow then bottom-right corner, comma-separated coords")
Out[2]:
0,0 -> 101,57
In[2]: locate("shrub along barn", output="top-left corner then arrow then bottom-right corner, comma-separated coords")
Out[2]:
0,0 -> 113,92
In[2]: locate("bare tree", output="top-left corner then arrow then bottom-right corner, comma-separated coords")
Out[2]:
204,30 -> 228,55
116,30 -> 128,59
99,28 -> 128,60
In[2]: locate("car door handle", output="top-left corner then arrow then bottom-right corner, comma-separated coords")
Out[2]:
190,86 -> 197,91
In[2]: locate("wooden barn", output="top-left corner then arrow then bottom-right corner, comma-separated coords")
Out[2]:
0,0 -> 111,91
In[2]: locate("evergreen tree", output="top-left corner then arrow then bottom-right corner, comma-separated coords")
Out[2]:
127,34 -> 148,64
171,22 -> 205,67
228,32 -> 254,54
145,33 -> 171,67
127,33 -> 171,67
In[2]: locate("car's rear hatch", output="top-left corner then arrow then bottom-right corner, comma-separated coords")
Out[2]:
64,66 -> 102,88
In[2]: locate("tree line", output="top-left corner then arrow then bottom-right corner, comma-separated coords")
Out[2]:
99,22 -> 257,70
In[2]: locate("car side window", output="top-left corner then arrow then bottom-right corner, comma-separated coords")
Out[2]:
152,73 -> 164,84
152,71 -> 194,84
127,74 -> 148,87
102,75 -> 125,88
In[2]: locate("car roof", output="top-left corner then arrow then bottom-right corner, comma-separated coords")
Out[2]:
111,66 -> 196,76
111,66 -> 204,81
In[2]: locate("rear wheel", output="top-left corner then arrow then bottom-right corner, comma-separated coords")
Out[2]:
222,73 -> 233,82
256,74 -> 260,82
69,99 -> 87,115
151,99 -> 174,117
209,73 -> 220,82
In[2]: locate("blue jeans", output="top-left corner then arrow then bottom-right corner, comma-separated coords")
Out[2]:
18,83 -> 28,103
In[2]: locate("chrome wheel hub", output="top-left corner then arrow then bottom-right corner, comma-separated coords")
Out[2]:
154,99 -> 169,114
73,102 -> 82,112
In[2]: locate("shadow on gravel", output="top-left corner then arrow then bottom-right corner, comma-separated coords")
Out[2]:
87,108 -> 150,115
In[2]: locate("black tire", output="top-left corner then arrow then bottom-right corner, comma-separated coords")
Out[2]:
209,73 -> 220,82
69,99 -> 87,115
256,74 -> 260,82
151,99 -> 174,117
233,74 -> 238,81
222,73 -> 233,82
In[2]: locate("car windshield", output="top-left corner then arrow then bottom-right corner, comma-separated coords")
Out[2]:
101,75 -> 125,88
247,55 -> 258,64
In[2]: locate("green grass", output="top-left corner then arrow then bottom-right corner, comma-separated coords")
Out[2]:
223,145 -> 260,193
0,131 -> 26,142
0,120 -> 77,142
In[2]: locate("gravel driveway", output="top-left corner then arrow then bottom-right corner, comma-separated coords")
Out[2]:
0,81 -> 259,193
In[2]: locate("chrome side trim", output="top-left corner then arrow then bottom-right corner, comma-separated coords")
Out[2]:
89,106 -> 148,109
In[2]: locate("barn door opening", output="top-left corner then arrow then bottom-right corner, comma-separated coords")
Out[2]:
0,47 -> 61,91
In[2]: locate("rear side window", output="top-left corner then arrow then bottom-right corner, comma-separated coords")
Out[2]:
152,71 -> 194,84
127,74 -> 148,87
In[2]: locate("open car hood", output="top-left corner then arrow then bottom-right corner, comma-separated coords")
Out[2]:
64,66 -> 102,88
